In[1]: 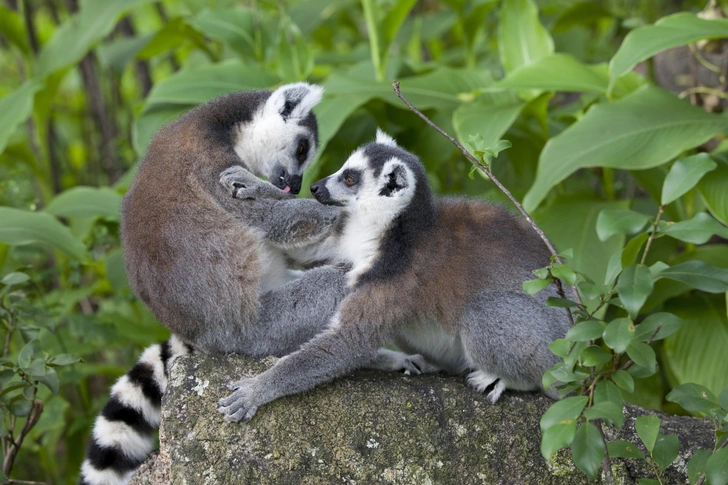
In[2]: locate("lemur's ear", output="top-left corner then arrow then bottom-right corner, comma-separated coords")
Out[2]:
379,160 -> 409,197
267,83 -> 324,121
375,128 -> 398,147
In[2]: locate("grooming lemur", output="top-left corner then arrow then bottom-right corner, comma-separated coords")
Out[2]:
81,84 -> 361,485
217,129 -> 570,423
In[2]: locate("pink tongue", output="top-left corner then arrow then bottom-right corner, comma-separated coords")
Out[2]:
283,186 -> 291,193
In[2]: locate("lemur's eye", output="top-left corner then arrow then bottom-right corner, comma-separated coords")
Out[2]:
345,176 -> 356,186
297,143 -> 306,156
296,140 -> 309,163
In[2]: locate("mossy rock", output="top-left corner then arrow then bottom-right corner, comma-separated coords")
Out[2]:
130,354 -> 712,484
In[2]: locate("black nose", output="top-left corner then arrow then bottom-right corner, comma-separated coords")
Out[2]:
288,175 -> 302,194
310,183 -> 320,194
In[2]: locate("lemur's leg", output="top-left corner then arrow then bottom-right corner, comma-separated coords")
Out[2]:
239,264 -> 350,358
218,302 -> 383,422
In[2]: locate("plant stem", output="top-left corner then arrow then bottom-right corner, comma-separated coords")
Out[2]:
391,81 -> 583,318
2,397 -> 43,477
640,205 -> 664,265
596,422 -> 615,484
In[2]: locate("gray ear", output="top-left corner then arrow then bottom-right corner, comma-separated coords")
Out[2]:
266,83 -> 324,120
379,161 -> 408,197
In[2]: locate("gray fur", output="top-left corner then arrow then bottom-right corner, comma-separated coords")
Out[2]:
218,132 -> 569,423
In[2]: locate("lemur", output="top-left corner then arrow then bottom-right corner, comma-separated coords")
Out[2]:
217,129 -> 570,423
81,84 -> 363,485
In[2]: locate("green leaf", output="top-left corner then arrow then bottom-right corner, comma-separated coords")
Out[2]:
48,354 -> 82,367
661,153 -> 717,205
666,383 -> 720,414
45,187 -> 123,220
607,439 -> 646,459
621,233 -> 650,269
0,6 -> 30,55
565,320 -> 605,342
534,197 -> 629,284
35,367 -> 59,395
546,297 -> 579,308
635,415 -> 661,453
662,212 -> 728,245
523,278 -> 552,294
191,8 -> 255,57
612,370 -> 635,393
1,272 -> 30,286
603,318 -> 636,354
580,345 -> 612,367
540,396 -> 589,431
551,263 -> 577,286
523,86 -> 728,212
572,422 -> 606,479
37,0 -> 155,76
135,17 -> 208,60
721,388 -> 728,409
541,420 -> 577,461
705,445 -> 728,485
699,159 -> 728,225
633,313 -> 684,342
688,449 -> 712,484
496,54 -> 606,94
609,13 -> 728,92
96,34 -> 153,73
617,264 -> 654,318
276,16 -> 314,82
0,369 -> 14,385
595,379 -> 625,409
10,398 -> 32,417
17,340 -> 40,369
627,342 -> 657,373
0,79 -> 44,157
652,433 -> 680,471
583,401 -> 624,428
498,0 -> 553,74
657,261 -> 728,293
0,207 -> 88,261
596,210 -> 652,242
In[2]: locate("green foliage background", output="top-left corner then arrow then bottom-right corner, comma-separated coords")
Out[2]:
0,0 -> 727,482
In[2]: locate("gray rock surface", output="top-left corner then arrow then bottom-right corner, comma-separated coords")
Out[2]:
130,354 -> 713,484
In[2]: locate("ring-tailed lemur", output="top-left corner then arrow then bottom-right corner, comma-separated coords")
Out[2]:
217,129 -> 570,423
81,84 -> 352,485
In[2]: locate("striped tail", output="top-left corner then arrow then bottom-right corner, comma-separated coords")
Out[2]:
80,335 -> 192,485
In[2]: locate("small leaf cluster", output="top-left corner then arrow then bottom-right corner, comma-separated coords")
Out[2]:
466,135 -> 512,178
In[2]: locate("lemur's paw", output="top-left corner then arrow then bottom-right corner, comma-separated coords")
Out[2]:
220,165 -> 280,200
466,370 -> 499,393
218,378 -> 259,423
401,354 -> 438,375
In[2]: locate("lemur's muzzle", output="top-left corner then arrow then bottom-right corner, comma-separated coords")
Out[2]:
310,179 -> 344,206
272,166 -> 302,194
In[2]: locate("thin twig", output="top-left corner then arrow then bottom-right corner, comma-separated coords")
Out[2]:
597,421 -> 615,484
3,399 -> 43,476
391,81 -> 583,319
641,205 -> 664,265
9,480 -> 48,485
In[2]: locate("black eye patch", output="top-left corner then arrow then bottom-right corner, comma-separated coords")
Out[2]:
341,169 -> 362,190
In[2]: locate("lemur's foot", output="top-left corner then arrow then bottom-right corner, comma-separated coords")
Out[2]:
371,348 -> 439,375
218,377 -> 260,422
466,370 -> 506,404
220,165 -> 291,200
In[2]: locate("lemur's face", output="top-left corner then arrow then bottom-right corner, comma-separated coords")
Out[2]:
311,129 -> 416,218
233,83 -> 322,194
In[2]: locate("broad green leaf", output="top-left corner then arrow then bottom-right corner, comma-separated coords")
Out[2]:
540,396 -> 588,431
635,415 -> 661,453
699,159 -> 728,225
607,439 -> 645,459
534,197 -> 628,284
191,8 -> 255,57
37,0 -> 155,76
1,272 -> 30,286
10,398 -> 32,417
609,13 -> 728,92
617,264 -> 654,318
657,261 -> 728,293
523,86 -> 728,212
498,0 -> 553,74
276,16 -> 314,82
627,342 -> 657,373
633,313 -> 684,342
136,17 -> 208,60
603,318 -> 635,354
666,383 -> 719,414
705,445 -> 728,485
661,153 -> 717,205
663,296 -> 728,397
572,422 -> 606,479
662,212 -> 728,245
721,387 -> 728,409
36,367 -> 59,395
96,34 -> 153,73
546,297 -> 579,308
18,340 -> 40,369
45,187 -> 122,220
0,207 -> 87,261
553,2 -> 612,33
0,6 -> 30,55
551,263 -> 577,286
583,401 -> 624,428
580,346 -> 612,367
0,79 -> 44,157
596,210 -> 651,242
541,420 -> 577,461
652,434 -> 680,471
454,93 -> 525,157
688,449 -> 712,485
496,54 -> 607,94
612,370 -> 635,393
523,278 -> 552,294
621,232 -> 650,270
47,354 -> 82,367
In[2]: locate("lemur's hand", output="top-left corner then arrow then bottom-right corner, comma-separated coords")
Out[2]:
218,377 -> 261,423
220,165 -> 293,201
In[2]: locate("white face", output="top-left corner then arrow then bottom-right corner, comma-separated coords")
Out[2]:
233,83 -> 323,194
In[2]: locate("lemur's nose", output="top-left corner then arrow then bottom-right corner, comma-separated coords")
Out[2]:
310,183 -> 320,194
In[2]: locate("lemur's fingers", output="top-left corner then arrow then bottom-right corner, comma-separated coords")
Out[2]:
218,381 -> 259,423
219,165 -> 291,201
